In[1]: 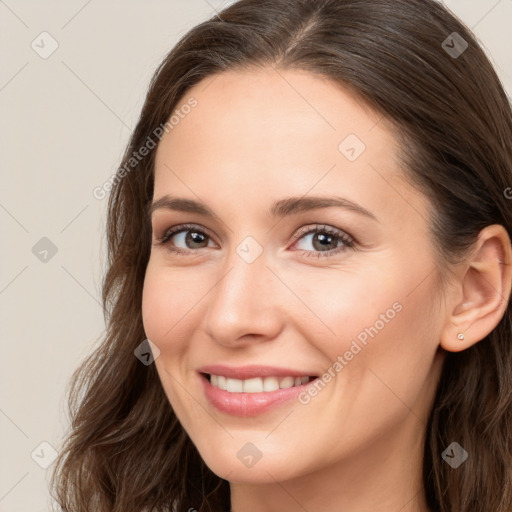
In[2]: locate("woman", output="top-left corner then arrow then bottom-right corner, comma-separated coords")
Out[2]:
50,0 -> 512,511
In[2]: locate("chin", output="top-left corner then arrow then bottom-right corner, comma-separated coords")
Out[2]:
199,446 -> 307,484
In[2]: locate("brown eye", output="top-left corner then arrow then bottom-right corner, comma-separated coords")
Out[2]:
291,224 -> 355,258
155,224 -> 215,254
176,230 -> 209,249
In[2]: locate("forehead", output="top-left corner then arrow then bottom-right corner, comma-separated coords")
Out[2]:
152,67 -> 427,228
157,67 -> 390,158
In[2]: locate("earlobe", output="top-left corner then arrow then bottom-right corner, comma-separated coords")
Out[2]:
439,225 -> 512,353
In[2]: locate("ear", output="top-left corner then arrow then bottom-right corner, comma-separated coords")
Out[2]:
439,224 -> 512,353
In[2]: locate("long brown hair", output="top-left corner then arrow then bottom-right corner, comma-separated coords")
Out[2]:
49,0 -> 512,510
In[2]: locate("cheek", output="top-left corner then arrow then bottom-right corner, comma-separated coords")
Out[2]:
333,278 -> 441,428
141,263 -> 203,423
141,267 -> 168,345
141,262 -> 198,353
290,266 -> 404,351
303,259 -> 440,397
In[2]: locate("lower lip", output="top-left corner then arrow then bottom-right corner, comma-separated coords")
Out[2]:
199,373 -> 317,417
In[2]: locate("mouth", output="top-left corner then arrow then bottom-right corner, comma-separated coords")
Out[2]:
200,372 -> 318,393
198,370 -> 320,417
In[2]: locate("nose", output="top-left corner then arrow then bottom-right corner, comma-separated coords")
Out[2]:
202,251 -> 284,347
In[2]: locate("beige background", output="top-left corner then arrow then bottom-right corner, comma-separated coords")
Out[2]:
1,1 -> 511,510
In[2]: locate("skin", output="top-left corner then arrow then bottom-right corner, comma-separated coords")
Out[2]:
141,67 -> 512,512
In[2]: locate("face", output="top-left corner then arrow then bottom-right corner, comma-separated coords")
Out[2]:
142,67 -> 447,484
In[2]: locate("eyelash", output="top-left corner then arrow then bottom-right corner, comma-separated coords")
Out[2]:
153,223 -> 356,258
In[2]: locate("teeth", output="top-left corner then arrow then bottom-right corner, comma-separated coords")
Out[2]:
226,378 -> 243,392
280,376 -> 294,389
217,375 -> 227,391
243,377 -> 263,392
263,377 -> 279,392
208,374 -> 313,393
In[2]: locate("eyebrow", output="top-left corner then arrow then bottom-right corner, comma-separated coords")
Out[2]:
149,195 -> 378,221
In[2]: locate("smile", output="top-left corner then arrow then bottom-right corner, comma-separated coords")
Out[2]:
206,373 -> 314,393
197,367 -> 320,417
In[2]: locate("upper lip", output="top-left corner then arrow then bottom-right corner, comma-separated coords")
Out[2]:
197,364 -> 318,380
